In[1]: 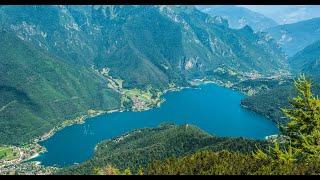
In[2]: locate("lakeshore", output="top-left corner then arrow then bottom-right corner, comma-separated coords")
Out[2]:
0,82 -> 184,170
1,75 -> 284,172
34,83 -> 278,167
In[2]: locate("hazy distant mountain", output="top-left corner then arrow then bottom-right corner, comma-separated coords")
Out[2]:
290,40 -> 320,77
197,5 -> 278,31
239,5 -> 320,25
265,17 -> 320,57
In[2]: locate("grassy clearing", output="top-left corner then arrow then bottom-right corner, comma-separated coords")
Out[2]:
0,146 -> 19,161
124,89 -> 152,101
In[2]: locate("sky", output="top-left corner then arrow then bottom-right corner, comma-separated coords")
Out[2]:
238,5 -> 320,24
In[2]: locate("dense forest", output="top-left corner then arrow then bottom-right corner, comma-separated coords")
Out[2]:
57,123 -> 269,175
0,31 -> 121,145
144,150 -> 320,175
241,77 -> 320,125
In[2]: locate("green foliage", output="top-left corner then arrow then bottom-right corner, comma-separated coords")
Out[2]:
0,31 -> 121,145
0,146 -> 18,161
241,84 -> 295,124
252,75 -> 320,170
253,142 -> 296,166
93,165 -> 133,175
281,75 -> 320,161
124,168 -> 132,175
241,77 -> 320,125
57,124 -> 267,175
93,165 -> 121,175
145,150 -> 320,175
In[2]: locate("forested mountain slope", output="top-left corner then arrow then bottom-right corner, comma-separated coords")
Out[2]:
290,40 -> 320,77
0,31 -> 120,145
241,78 -> 320,125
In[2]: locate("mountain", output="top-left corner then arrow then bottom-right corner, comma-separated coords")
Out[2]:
0,5 -> 287,89
0,30 -> 121,145
197,5 -> 278,31
57,124 -> 268,175
241,38 -> 320,125
290,40 -> 320,77
239,5 -> 320,25
265,17 -> 320,56
0,5 -> 288,145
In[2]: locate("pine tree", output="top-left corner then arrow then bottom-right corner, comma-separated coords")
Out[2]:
254,75 -> 320,163
281,75 -> 320,161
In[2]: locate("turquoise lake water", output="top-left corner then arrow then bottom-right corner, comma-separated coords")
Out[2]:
34,83 -> 279,167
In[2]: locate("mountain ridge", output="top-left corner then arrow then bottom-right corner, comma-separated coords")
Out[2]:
290,40 -> 320,77
197,5 -> 278,31
265,17 -> 320,57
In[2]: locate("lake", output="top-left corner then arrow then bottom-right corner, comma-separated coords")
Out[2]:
34,83 -> 279,167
